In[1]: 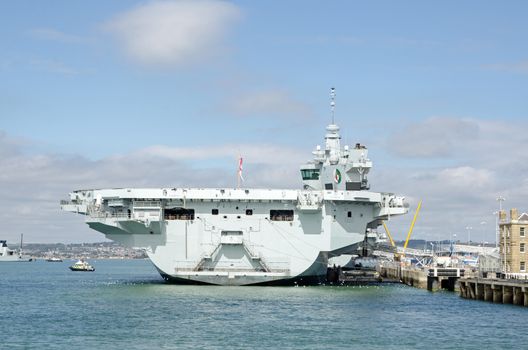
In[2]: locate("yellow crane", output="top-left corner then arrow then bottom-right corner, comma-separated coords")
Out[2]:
382,221 -> 395,247
382,200 -> 423,261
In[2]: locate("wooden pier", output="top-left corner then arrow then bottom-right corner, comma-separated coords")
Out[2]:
459,278 -> 528,306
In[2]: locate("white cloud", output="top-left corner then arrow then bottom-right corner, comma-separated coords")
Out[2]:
0,131 -> 305,243
104,0 -> 241,67
0,131 -> 23,158
223,90 -> 313,119
437,166 -> 494,190
379,117 -> 528,243
2,115 -> 525,245
136,143 -> 306,165
387,117 -> 479,157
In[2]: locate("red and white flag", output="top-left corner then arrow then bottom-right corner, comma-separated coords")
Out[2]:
238,157 -> 244,182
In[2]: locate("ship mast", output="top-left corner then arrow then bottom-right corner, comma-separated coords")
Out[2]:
19,233 -> 23,256
330,87 -> 336,124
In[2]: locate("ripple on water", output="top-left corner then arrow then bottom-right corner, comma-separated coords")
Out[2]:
1,260 -> 527,350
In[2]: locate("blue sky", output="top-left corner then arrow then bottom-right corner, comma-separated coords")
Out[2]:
1,0 -> 527,243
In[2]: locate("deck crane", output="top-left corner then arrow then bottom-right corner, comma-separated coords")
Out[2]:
383,200 -> 423,261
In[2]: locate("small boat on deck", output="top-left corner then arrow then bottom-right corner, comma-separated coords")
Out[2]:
69,260 -> 95,272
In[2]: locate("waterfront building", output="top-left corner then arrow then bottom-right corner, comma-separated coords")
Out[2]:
499,208 -> 528,276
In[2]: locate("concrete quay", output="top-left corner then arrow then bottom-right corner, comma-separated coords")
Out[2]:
459,278 -> 528,306
378,262 -> 465,291
378,263 -> 426,289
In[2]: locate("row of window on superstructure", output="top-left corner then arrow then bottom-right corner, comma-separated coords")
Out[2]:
162,208 -> 294,221
211,209 -> 253,216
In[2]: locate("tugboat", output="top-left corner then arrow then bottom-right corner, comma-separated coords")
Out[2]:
69,259 -> 95,272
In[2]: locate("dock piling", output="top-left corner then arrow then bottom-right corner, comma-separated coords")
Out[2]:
459,277 -> 528,306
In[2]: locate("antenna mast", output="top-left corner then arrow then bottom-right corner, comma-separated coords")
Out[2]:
330,87 -> 336,124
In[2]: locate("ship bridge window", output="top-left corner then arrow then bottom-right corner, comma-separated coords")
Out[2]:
164,208 -> 195,220
346,182 -> 361,191
270,210 -> 294,221
212,209 -> 219,215
301,169 -> 320,180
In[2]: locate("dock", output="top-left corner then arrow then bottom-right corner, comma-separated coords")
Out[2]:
377,262 -> 465,291
459,278 -> 528,306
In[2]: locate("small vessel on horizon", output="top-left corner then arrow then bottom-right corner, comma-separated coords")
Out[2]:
0,235 -> 33,262
45,251 -> 63,262
46,257 -> 63,262
69,259 -> 95,272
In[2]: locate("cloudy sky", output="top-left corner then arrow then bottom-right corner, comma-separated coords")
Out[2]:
1,0 -> 527,244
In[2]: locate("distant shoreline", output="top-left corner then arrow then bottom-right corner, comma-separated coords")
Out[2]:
13,241 -> 148,260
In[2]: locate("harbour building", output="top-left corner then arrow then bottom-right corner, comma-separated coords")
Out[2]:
499,208 -> 528,276
459,208 -> 528,306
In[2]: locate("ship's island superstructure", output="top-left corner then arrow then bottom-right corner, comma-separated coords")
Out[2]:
61,92 -> 407,285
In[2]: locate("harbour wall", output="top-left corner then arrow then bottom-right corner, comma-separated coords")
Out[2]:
378,262 -> 465,291
378,262 -> 528,307
459,278 -> 528,306
378,263 -> 427,289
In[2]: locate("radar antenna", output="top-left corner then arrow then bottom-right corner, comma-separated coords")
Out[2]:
330,87 -> 336,124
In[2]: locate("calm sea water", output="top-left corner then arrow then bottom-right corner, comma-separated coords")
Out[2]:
1,259 -> 526,350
